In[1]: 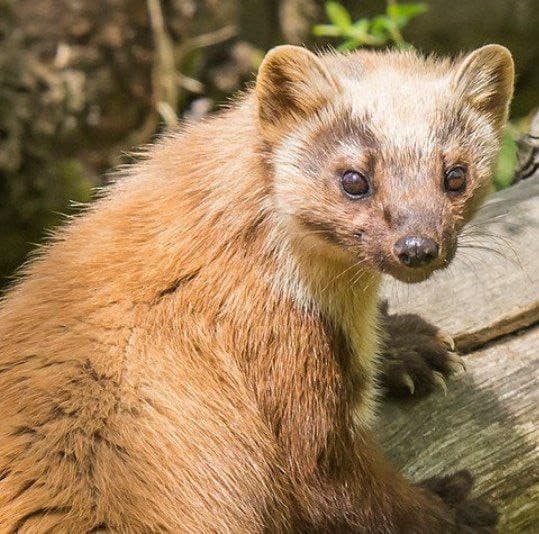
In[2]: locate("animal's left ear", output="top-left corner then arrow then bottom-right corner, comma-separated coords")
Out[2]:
255,45 -> 341,143
453,44 -> 514,130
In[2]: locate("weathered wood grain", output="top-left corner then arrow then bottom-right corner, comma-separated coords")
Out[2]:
378,326 -> 538,533
383,176 -> 539,352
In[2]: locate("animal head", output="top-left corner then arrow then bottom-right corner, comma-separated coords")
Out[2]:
255,45 -> 514,283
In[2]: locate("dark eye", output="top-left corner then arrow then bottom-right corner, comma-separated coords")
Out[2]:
444,166 -> 467,194
341,170 -> 371,198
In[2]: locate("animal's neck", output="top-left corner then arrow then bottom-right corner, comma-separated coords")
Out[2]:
248,226 -> 383,466
266,225 -> 383,422
268,223 -> 381,327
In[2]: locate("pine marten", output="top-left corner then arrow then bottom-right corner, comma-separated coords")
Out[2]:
0,44 -> 514,532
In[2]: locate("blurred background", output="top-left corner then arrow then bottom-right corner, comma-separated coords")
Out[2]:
0,0 -> 537,284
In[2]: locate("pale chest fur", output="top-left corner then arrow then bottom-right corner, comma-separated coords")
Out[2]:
319,268 -> 382,428
272,237 -> 383,428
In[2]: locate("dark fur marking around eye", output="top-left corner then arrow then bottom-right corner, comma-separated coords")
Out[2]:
305,110 -> 377,163
383,207 -> 393,226
329,112 -> 377,150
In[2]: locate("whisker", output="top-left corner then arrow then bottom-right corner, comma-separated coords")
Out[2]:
456,251 -> 483,284
458,230 -> 521,265
321,259 -> 367,293
458,243 -> 520,267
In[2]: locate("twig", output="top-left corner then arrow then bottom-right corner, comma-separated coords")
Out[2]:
177,25 -> 237,58
176,73 -> 204,94
147,0 -> 178,126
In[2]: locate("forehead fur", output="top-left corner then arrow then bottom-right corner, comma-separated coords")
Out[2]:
320,50 -> 467,147
271,49 -> 499,177
322,48 -> 456,81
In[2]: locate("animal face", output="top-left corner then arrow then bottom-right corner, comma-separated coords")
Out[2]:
256,45 -> 514,283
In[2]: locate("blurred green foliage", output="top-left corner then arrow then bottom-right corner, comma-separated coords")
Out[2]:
314,0 -> 518,189
313,1 -> 428,50
0,160 -> 93,280
1,0 -> 534,284
495,130 -> 518,190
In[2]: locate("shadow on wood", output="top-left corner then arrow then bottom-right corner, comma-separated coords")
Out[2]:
378,327 -> 538,532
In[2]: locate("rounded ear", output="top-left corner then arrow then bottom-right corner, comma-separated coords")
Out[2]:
255,45 -> 341,143
453,44 -> 514,130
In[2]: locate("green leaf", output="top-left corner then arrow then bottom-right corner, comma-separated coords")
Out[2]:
387,3 -> 428,27
387,2 -> 428,20
495,130 -> 518,189
370,15 -> 391,40
353,18 -> 370,31
312,24 -> 342,37
325,1 -> 352,30
338,38 -> 362,51
349,18 -> 369,39
396,41 -> 415,50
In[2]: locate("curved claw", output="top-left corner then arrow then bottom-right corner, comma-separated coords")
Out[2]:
438,331 -> 456,351
432,371 -> 448,396
402,373 -> 415,395
447,352 -> 466,374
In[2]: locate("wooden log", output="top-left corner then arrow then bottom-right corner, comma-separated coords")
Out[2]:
383,176 -> 539,352
514,110 -> 539,183
378,326 -> 539,533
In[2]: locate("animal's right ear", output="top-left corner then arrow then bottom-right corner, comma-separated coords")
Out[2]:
255,45 -> 340,143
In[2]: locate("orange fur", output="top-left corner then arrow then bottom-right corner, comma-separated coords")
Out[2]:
0,45 -> 513,532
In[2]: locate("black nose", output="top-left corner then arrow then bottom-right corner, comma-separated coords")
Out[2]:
393,236 -> 439,267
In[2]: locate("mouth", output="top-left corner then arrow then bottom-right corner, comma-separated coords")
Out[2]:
384,264 -> 435,284
371,238 -> 457,284
376,257 -> 446,284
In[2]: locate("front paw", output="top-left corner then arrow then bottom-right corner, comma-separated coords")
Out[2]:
421,470 -> 499,532
379,304 -> 465,398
